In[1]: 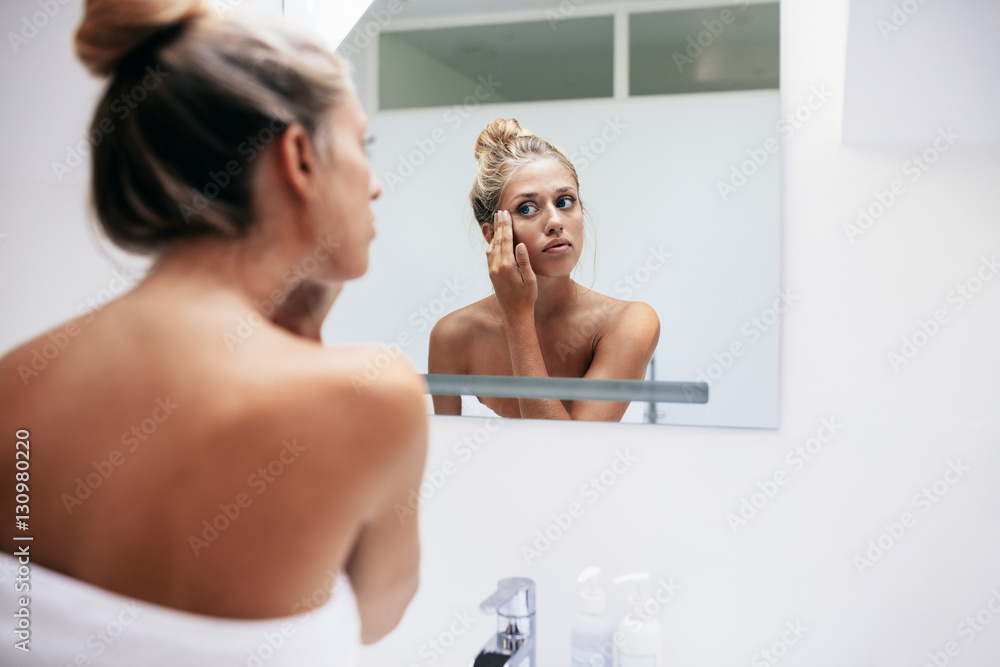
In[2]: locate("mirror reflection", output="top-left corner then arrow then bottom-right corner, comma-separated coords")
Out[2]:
427,118 -> 661,421
323,0 -> 782,427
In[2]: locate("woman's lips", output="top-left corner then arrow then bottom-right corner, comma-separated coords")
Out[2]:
542,243 -> 570,253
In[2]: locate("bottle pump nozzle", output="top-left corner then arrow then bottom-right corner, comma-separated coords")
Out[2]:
612,571 -> 652,608
577,566 -> 606,615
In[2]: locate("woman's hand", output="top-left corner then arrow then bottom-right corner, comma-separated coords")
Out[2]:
270,278 -> 343,342
486,209 -> 537,324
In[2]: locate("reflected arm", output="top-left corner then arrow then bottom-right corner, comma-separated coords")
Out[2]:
506,302 -> 660,422
428,315 -> 463,415
503,315 -> 573,420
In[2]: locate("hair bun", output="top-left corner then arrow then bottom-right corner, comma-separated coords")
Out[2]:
74,0 -> 208,77
473,118 -> 533,161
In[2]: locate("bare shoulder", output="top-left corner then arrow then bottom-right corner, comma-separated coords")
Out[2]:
587,293 -> 660,344
428,297 -> 496,374
618,300 -> 660,332
0,312 -> 89,389
581,290 -> 658,327
617,300 -> 660,348
0,345 -> 24,396
431,298 -> 496,337
285,342 -> 426,435
218,341 -> 429,477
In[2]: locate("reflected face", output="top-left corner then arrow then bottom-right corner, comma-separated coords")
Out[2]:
495,158 -> 583,277
316,88 -> 382,280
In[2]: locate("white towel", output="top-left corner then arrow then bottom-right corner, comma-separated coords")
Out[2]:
461,394 -> 503,418
0,552 -> 361,667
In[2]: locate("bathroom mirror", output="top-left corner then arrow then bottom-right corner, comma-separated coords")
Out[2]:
310,0 -> 782,428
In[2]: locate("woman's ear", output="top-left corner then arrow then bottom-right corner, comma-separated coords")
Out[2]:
276,122 -> 315,202
481,222 -> 494,244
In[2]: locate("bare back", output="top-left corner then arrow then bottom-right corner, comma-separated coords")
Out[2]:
0,283 -> 425,619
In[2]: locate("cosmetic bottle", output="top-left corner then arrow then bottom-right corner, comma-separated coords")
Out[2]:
613,572 -> 663,667
570,566 -> 614,667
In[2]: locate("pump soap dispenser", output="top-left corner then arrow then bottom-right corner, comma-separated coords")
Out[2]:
613,572 -> 664,667
570,567 -> 614,667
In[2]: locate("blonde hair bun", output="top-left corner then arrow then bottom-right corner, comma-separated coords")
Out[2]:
473,118 -> 534,161
74,0 -> 209,77
468,118 -> 579,227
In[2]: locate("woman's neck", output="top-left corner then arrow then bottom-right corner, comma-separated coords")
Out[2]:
139,235 -> 339,340
532,274 -> 581,325
146,237 -> 295,308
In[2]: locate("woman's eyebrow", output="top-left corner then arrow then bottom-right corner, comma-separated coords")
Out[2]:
514,187 -> 575,200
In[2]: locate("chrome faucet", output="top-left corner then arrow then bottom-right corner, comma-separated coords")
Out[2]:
471,577 -> 536,667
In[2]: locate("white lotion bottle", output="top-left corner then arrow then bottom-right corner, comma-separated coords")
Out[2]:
570,566 -> 614,667
613,572 -> 664,667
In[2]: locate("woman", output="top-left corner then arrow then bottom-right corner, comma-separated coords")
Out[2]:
0,1 -> 427,664
429,119 -> 660,421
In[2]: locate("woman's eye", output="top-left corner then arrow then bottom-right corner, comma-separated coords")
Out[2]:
518,203 -> 537,215
557,196 -> 574,208
362,134 -> 375,154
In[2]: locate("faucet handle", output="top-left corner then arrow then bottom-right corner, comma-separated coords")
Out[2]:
479,577 -> 535,618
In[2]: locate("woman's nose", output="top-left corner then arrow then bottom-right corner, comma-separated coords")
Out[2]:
370,172 -> 383,201
545,210 -> 564,234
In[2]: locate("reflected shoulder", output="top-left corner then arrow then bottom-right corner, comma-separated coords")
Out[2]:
431,297 -> 496,331
429,299 -> 496,366
582,289 -> 650,323
621,299 -> 660,328
428,308 -> 474,375
623,299 -> 659,321
618,301 -> 661,347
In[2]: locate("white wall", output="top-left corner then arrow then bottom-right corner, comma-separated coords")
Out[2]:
2,1 -> 999,667
357,1 -> 1000,666
842,0 -> 1000,145
0,0 -> 284,349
